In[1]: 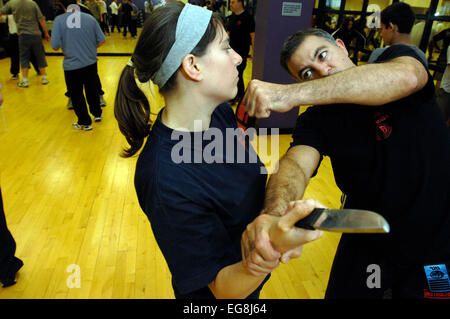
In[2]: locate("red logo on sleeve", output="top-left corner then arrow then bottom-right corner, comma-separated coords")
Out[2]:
374,112 -> 392,141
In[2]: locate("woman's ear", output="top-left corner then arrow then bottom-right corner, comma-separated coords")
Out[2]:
180,54 -> 203,82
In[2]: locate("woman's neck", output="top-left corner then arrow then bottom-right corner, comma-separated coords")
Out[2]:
161,92 -> 217,132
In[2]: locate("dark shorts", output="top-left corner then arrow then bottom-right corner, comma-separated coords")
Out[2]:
18,34 -> 47,69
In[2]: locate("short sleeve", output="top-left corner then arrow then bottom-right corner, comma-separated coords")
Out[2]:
50,18 -> 61,49
34,2 -> 44,20
290,107 -> 327,155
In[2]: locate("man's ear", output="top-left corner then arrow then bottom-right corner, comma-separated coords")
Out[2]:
389,22 -> 398,32
180,54 -> 203,82
335,38 -> 349,55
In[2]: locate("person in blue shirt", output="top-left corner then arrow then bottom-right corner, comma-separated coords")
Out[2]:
114,2 -> 323,299
51,2 -> 106,131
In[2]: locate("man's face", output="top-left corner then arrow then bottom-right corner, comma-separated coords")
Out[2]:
230,0 -> 242,13
380,22 -> 394,46
286,35 -> 354,82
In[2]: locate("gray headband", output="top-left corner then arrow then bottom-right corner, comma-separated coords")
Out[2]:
153,4 -> 213,88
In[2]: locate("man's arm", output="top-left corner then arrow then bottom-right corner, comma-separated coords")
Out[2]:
38,17 -> 50,41
244,56 -> 429,118
209,197 -> 324,299
263,145 -> 321,217
240,145 -> 321,269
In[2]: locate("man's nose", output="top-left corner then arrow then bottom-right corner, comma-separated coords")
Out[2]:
318,64 -> 331,77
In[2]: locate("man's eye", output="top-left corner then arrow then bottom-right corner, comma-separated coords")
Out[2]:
319,51 -> 328,60
302,70 -> 312,79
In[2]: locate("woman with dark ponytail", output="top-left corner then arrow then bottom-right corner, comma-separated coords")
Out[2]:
114,1 -> 322,299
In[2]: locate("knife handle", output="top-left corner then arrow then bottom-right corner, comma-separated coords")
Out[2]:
294,208 -> 325,230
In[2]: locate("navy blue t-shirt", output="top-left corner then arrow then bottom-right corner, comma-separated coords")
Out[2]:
134,103 -> 268,298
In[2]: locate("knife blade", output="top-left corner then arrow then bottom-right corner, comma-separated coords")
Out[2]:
295,208 -> 390,233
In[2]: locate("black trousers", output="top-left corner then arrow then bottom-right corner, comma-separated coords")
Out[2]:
110,14 -> 120,32
100,13 -> 109,34
64,62 -> 102,125
0,186 -> 23,286
122,16 -> 131,37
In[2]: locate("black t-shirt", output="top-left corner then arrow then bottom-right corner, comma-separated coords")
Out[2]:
134,103 -> 269,299
226,10 -> 255,58
121,2 -> 132,18
290,44 -> 450,267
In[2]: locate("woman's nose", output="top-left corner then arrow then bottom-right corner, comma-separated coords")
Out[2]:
234,50 -> 243,66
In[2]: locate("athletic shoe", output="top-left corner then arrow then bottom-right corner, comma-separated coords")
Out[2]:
94,116 -> 102,122
42,77 -> 49,85
11,74 -> 18,80
17,81 -> 28,88
72,123 -> 92,131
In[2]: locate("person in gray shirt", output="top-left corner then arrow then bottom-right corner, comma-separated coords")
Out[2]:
0,0 -> 50,87
368,3 -> 427,66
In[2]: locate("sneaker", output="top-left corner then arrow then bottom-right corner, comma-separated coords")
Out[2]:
72,123 -> 92,131
99,95 -> 107,107
94,116 -> 102,122
67,98 -> 73,110
42,77 -> 49,85
11,74 -> 19,80
17,81 -> 29,88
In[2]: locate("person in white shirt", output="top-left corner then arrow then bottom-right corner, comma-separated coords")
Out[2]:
109,0 -> 120,33
97,0 -> 110,35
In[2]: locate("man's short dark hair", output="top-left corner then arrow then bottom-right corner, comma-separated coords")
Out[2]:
280,28 -> 337,77
381,2 -> 415,34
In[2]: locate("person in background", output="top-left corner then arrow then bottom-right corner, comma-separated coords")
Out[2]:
86,0 -> 102,27
226,0 -> 254,104
129,0 -> 138,38
144,0 -> 153,20
0,0 -> 50,87
109,0 -> 121,32
51,1 -> 106,131
119,0 -> 133,38
97,0 -> 110,36
0,86 -> 24,288
369,2 -> 427,66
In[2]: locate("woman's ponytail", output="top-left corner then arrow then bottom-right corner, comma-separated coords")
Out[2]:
114,64 -> 151,158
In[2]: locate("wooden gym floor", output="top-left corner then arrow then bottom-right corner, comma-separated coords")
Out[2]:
0,41 -> 342,298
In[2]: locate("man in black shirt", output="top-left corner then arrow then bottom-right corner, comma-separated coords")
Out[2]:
241,27 -> 450,298
226,0 -> 254,103
119,0 -> 133,38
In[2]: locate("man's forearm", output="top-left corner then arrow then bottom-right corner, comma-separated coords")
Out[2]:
39,17 -> 49,36
263,156 -> 309,217
285,57 -> 427,108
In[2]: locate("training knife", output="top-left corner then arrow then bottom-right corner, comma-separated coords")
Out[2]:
295,208 -> 390,233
